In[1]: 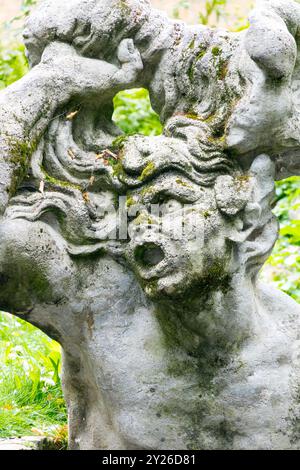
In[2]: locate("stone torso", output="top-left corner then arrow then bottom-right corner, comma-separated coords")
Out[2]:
86,284 -> 300,450
63,256 -> 300,450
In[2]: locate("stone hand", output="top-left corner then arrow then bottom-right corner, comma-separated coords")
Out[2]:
245,0 -> 300,80
227,0 -> 300,178
117,39 -> 143,67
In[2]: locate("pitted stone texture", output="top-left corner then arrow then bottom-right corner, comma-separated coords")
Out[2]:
0,0 -> 300,450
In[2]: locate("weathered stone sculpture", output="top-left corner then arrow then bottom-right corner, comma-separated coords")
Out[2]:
0,0 -> 300,450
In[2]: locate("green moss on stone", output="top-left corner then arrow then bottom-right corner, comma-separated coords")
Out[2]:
140,186 -> 155,197
203,211 -> 211,218
112,135 -> 129,150
216,58 -> 229,81
188,47 -> 207,82
8,138 -> 37,196
119,0 -> 131,14
112,160 -> 126,179
188,38 -> 195,50
212,46 -> 222,56
185,113 -> 201,121
139,161 -> 155,181
126,195 -> 136,208
196,49 -> 206,62
41,167 -> 82,191
176,178 -> 192,188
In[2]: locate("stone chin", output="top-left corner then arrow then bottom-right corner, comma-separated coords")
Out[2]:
142,271 -> 192,299
134,253 -> 232,301
149,273 -> 232,304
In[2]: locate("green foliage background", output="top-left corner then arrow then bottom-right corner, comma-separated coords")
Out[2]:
0,0 -> 299,440
265,178 -> 300,302
0,312 -> 67,438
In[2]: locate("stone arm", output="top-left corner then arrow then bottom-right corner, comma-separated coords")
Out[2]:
0,62 -> 69,215
0,40 -> 143,216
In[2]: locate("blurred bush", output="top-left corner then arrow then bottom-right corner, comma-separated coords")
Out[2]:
0,44 -> 28,89
113,88 -> 162,136
264,178 -> 300,303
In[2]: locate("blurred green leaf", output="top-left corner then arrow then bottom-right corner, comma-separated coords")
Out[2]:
113,88 -> 162,137
0,44 -> 28,90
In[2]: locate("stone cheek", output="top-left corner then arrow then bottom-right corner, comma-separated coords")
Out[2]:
0,0 -> 300,450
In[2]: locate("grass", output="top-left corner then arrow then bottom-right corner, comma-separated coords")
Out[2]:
0,312 -> 67,439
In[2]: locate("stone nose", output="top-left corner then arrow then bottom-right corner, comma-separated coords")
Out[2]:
134,242 -> 165,268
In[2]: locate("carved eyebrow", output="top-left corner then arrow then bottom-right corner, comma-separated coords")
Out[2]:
133,177 -> 202,205
149,190 -> 198,205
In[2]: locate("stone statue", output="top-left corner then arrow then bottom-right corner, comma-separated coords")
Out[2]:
0,0 -> 300,450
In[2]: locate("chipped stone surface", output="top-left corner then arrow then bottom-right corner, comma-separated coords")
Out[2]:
0,0 -> 300,450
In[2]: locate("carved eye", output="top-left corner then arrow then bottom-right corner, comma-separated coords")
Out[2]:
162,200 -> 183,213
151,193 -> 171,205
149,194 -> 185,216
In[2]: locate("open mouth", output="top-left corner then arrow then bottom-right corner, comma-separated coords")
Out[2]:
134,243 -> 165,268
129,237 -> 180,282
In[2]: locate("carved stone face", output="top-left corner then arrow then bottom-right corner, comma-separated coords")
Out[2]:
125,181 -> 233,298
